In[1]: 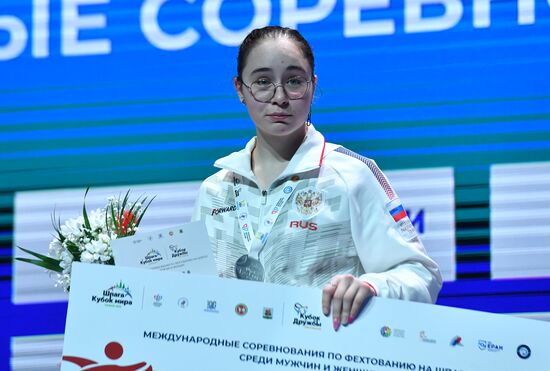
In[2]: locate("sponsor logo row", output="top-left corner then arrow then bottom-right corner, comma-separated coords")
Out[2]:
91,280 -> 322,329
380,326 -> 531,360
91,281 -> 532,360
158,297 -> 322,330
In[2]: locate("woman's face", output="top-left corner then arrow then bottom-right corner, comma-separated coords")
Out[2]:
234,38 -> 316,137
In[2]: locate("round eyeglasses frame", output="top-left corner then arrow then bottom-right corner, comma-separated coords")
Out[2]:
239,77 -> 313,103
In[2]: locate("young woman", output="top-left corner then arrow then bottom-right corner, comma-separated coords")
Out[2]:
192,26 -> 442,331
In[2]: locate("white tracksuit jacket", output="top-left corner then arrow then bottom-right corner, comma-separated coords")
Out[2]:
192,125 -> 442,303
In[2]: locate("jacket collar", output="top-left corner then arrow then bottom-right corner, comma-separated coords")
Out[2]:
214,125 -> 328,182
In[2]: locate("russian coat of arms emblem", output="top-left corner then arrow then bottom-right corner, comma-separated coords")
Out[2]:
294,189 -> 324,217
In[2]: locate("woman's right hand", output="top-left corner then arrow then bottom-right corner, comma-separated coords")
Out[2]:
322,274 -> 376,331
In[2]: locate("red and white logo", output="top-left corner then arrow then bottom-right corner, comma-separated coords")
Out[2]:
235,303 -> 248,316
289,220 -> 318,231
63,341 -> 153,370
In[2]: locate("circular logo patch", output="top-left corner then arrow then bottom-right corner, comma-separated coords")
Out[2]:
178,297 -> 188,308
235,303 -> 248,316
380,326 -> 392,337
517,344 -> 531,359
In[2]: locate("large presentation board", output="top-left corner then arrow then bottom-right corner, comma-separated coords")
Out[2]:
2,1 -> 550,370
61,263 -> 550,371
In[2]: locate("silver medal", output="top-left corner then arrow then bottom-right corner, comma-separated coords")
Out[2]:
235,255 -> 265,282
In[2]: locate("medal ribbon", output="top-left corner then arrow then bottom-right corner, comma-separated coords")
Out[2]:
233,175 -> 297,259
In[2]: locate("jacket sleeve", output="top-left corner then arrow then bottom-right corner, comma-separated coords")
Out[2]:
345,158 -> 442,303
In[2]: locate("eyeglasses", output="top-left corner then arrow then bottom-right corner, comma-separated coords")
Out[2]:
241,76 -> 312,103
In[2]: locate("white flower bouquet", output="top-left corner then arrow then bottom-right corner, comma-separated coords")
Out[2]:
16,189 -> 154,291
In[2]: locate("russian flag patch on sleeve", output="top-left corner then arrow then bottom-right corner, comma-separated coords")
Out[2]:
386,198 -> 417,241
389,204 -> 407,222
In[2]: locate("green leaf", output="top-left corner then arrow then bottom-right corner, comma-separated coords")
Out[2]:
51,209 -> 66,243
17,246 -> 62,267
64,241 -> 81,260
135,196 -> 155,227
15,246 -> 63,274
82,187 -> 92,231
105,207 -> 110,236
15,257 -> 63,273
126,195 -> 141,219
121,189 -> 131,213
110,201 -> 120,236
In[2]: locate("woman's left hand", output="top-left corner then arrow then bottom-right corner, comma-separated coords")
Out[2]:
322,274 -> 375,331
